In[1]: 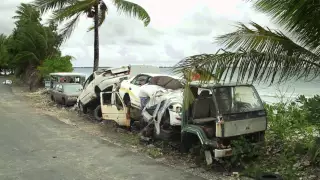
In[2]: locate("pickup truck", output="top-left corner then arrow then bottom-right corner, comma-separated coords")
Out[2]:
77,65 -> 160,113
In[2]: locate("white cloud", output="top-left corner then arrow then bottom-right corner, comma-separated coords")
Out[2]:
0,0 -> 277,67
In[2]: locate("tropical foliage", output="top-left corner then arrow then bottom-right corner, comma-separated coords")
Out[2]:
175,0 -> 320,84
238,96 -> 320,180
38,56 -> 74,78
2,3 -> 72,89
34,0 -> 151,72
0,34 -> 10,73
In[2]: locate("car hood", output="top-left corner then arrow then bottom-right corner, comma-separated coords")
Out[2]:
146,89 -> 183,109
65,92 -> 81,97
143,89 -> 183,124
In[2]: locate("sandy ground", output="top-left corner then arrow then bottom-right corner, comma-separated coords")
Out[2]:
9,82 -> 252,180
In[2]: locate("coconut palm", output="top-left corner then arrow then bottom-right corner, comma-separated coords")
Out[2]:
34,0 -> 151,72
8,3 -> 62,79
0,34 -> 9,73
175,0 -> 320,84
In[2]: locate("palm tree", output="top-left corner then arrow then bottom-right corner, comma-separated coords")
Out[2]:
175,0 -> 320,84
0,34 -> 9,74
34,0 -> 151,72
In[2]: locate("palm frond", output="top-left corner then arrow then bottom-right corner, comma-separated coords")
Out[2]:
59,13 -> 82,40
13,3 -> 40,23
216,21 -> 319,61
15,51 -> 39,64
175,50 -> 320,85
33,0 -> 78,14
51,0 -> 95,23
253,0 -> 320,54
112,0 -> 150,26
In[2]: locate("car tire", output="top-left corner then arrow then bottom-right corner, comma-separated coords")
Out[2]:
78,101 -> 88,114
93,105 -> 103,122
51,95 -> 55,102
257,173 -> 283,180
62,98 -> 66,106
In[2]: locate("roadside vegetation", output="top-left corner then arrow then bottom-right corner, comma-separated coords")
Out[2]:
0,3 -> 73,90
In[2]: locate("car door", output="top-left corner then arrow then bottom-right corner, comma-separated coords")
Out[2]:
100,91 -> 130,127
129,74 -> 151,106
55,84 -> 64,103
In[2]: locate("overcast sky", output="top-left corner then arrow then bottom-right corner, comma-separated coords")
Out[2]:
1,0 -> 276,67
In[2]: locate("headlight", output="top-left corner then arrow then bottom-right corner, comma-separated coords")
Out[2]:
169,103 -> 182,113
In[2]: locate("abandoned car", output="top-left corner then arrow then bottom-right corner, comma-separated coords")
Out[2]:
50,83 -> 83,106
77,65 -> 160,114
179,82 -> 267,164
45,72 -> 86,90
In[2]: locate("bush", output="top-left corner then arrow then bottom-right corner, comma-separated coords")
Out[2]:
37,55 -> 73,78
231,96 -> 320,180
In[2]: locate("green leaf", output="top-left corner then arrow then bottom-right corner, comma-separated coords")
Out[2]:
175,50 -> 320,85
112,0 -> 151,26
253,0 -> 320,54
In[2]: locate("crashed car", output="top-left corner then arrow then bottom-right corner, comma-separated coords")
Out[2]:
78,65 -> 160,114
140,75 -> 184,140
180,82 -> 267,164
99,90 -> 131,127
99,75 -> 184,131
50,83 -> 83,106
119,73 -> 169,108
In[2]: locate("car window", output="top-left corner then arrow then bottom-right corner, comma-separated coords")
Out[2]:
115,93 -> 124,110
83,74 -> 94,88
63,84 -> 83,93
56,85 -> 62,92
132,75 -> 150,86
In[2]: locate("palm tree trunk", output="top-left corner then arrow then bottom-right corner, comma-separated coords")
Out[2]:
93,2 -> 99,72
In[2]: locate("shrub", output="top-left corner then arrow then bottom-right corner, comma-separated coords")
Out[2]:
231,96 -> 320,179
37,55 -> 73,78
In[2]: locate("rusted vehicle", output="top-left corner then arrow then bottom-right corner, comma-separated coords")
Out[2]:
99,90 -> 131,126
180,82 -> 267,164
50,83 -> 83,106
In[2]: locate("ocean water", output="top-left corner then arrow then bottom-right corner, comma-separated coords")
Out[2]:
73,67 -> 320,104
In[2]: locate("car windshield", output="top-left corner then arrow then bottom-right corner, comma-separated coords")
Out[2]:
149,76 -> 183,90
213,86 -> 263,114
63,84 -> 83,93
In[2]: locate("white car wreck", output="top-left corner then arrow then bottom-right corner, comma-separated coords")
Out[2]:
77,65 -> 160,114
100,74 -> 185,138
139,75 -> 184,140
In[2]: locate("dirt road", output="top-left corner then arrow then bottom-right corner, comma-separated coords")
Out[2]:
0,77 -> 205,180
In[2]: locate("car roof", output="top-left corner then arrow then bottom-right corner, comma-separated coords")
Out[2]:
50,72 -> 86,77
190,81 -> 253,88
57,83 -> 83,86
140,73 -> 181,79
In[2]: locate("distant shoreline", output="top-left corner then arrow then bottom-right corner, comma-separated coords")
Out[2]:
73,66 -> 174,68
